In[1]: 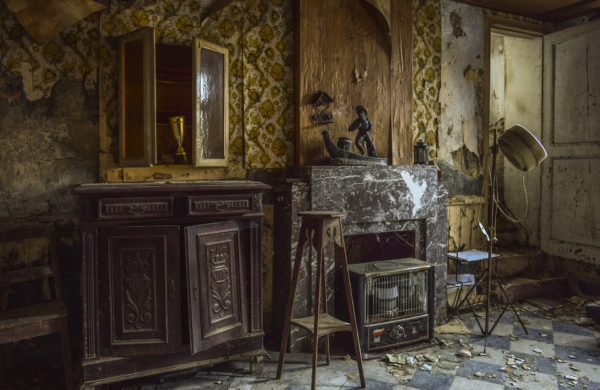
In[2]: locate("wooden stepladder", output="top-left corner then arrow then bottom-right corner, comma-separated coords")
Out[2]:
276,211 -> 365,389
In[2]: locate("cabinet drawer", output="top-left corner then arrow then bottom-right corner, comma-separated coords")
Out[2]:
98,197 -> 174,220
188,195 -> 252,216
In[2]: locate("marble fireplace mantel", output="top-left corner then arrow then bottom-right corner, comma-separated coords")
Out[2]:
273,165 -> 448,352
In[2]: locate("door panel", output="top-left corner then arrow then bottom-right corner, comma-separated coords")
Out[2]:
185,220 -> 247,354
99,226 -> 180,356
542,20 -> 600,262
550,158 -> 600,247
553,29 -> 600,144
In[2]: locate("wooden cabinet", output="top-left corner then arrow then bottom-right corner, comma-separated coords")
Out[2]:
75,182 -> 269,388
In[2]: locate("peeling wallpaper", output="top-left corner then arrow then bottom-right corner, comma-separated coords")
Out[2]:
0,1 -> 99,101
0,0 -> 98,219
1,0 -> 495,214
440,0 -> 484,167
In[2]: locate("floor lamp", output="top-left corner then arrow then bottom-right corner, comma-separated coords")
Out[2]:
483,124 -> 548,352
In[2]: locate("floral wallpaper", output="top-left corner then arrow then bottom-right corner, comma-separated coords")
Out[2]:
0,1 -> 99,101
98,0 -> 294,171
241,0 -> 294,169
2,0 -> 438,169
412,0 -> 441,159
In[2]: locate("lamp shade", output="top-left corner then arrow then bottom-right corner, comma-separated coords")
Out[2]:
498,124 -> 547,172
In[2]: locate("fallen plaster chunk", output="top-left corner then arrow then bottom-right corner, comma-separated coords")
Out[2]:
457,349 -> 472,358
435,318 -> 470,335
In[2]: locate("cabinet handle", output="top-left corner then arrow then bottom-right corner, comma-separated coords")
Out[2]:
127,204 -> 146,214
215,202 -> 230,211
169,279 -> 175,299
193,286 -> 199,300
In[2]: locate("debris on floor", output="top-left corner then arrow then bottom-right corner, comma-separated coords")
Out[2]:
457,348 -> 472,358
135,301 -> 600,389
435,317 -> 470,335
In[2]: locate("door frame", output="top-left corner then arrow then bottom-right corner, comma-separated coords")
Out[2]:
482,15 -> 547,239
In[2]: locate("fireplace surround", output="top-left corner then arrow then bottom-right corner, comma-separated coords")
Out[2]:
273,166 -> 448,351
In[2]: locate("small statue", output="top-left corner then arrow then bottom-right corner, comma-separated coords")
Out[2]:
348,105 -> 377,157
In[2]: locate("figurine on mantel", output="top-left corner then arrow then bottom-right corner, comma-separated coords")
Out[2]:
348,105 -> 377,157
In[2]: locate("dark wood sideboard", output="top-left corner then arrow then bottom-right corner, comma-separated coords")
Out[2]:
74,181 -> 270,388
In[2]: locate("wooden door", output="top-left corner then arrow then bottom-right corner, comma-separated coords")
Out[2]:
185,221 -> 247,354
541,19 -> 600,262
99,226 -> 180,356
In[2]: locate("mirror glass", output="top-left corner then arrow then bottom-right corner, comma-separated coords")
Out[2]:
194,40 -> 229,167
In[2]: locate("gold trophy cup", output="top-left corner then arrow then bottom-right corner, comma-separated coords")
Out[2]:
169,116 -> 187,163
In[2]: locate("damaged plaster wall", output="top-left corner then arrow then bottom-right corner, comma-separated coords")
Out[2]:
0,0 -> 99,221
440,0 -> 484,198
439,0 -> 486,250
0,78 -> 98,219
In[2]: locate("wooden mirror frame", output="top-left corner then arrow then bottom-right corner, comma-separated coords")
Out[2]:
118,29 -> 230,169
193,39 -> 229,168
118,27 -> 156,167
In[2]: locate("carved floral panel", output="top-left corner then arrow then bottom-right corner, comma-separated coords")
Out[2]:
120,248 -> 155,332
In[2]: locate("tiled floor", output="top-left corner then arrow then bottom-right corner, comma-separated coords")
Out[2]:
137,309 -> 600,390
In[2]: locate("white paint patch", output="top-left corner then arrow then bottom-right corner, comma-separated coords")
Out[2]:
401,171 -> 427,217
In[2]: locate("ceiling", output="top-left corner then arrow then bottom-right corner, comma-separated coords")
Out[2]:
457,0 -> 600,21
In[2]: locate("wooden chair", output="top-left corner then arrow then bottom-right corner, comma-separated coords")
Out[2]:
0,224 -> 73,389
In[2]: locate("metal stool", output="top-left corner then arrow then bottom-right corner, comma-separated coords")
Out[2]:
276,211 -> 365,389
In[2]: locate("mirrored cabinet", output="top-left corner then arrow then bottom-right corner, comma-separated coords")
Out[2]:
119,28 -> 228,168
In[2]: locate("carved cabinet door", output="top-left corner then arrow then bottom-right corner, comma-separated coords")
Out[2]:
98,225 -> 180,356
185,220 -> 247,354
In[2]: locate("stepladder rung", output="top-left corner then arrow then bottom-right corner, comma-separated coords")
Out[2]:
290,313 -> 351,336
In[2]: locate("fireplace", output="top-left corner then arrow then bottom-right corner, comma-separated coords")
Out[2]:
345,231 -> 415,264
273,166 -> 447,351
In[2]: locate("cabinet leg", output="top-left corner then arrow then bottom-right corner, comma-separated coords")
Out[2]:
249,355 -> 264,375
59,321 -> 74,390
0,345 -> 6,386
